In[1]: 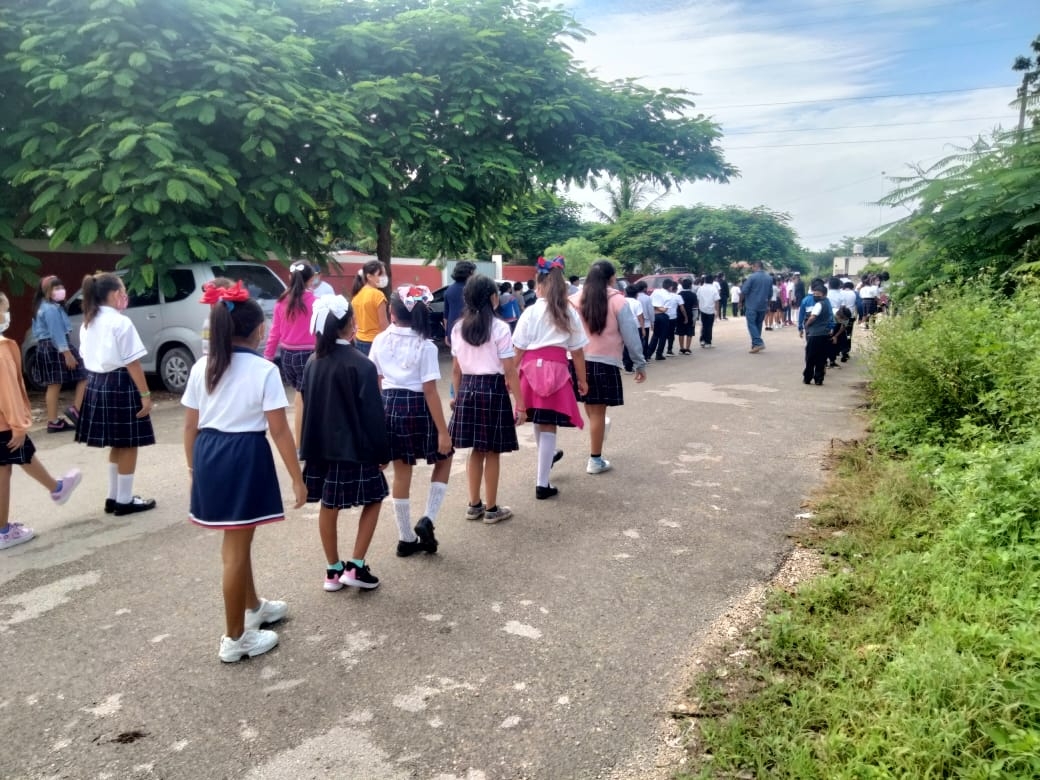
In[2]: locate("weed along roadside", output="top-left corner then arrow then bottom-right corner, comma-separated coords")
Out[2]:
667,281 -> 1040,779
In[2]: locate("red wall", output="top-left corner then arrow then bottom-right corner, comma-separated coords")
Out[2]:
501,265 -> 537,284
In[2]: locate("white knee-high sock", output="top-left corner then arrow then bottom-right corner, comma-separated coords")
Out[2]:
108,463 -> 119,501
424,482 -> 448,524
116,473 -> 135,504
393,498 -> 417,542
537,431 -> 557,488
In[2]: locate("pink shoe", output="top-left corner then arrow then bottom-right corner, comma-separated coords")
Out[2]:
50,469 -> 82,506
0,523 -> 35,550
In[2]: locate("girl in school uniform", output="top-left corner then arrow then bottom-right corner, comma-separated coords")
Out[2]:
74,273 -> 156,516
369,286 -> 453,556
182,283 -> 306,663
31,275 -> 87,432
570,260 -> 646,475
447,274 -> 523,524
349,260 -> 390,356
263,261 -> 317,448
300,295 -> 391,591
512,256 -> 588,500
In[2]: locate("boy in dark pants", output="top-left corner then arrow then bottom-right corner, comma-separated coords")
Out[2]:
798,280 -> 833,386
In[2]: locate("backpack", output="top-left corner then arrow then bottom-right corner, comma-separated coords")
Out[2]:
499,296 -> 520,321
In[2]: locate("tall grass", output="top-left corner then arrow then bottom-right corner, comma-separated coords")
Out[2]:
680,282 -> 1040,779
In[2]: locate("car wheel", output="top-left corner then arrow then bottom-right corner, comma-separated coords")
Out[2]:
23,347 -> 46,391
159,346 -> 194,393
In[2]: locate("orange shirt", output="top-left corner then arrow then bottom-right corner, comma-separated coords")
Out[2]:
0,338 -> 33,435
352,285 -> 388,343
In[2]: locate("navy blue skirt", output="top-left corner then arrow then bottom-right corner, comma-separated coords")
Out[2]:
190,429 -> 284,528
304,459 -> 388,509
448,374 -> 519,453
383,388 -> 453,465
279,348 -> 312,392
0,431 -> 35,466
75,369 -> 155,448
572,360 -> 624,407
35,339 -> 86,387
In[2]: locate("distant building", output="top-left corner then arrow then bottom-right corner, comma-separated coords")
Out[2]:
833,244 -> 889,277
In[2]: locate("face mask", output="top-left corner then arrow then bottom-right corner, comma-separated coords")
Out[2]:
376,275 -> 389,289
0,312 -> 9,335
115,291 -> 129,311
52,288 -> 67,303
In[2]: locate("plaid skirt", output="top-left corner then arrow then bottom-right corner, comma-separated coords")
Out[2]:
189,429 -> 284,528
383,388 -> 453,465
74,369 -> 156,449
35,339 -> 86,387
279,348 -> 312,392
304,459 -> 388,509
0,430 -> 35,466
572,360 -> 624,407
448,373 -> 519,453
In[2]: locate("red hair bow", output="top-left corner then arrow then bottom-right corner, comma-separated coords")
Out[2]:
199,280 -> 250,306
536,255 -> 565,275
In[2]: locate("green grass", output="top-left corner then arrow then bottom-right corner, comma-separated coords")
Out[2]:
677,282 -> 1040,779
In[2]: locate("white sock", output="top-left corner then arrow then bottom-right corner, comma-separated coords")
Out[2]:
116,473 -> 134,504
425,482 -> 448,525
536,431 -> 557,488
394,498 -> 417,542
108,463 -> 119,501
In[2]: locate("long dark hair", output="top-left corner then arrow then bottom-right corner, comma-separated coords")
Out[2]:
31,275 -> 64,318
537,266 -> 572,334
278,261 -> 315,319
206,298 -> 264,392
80,273 -> 123,327
390,293 -> 432,339
459,274 -> 498,347
579,260 -> 616,336
314,306 -> 356,358
350,260 -> 385,297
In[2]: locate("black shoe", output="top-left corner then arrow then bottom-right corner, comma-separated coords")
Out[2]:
666,351 -> 675,355
655,356 -> 666,361
552,449 -> 564,466
396,539 -> 426,557
828,362 -> 838,368
105,498 -> 116,514
840,355 -> 849,362
803,378 -> 811,384
414,516 -> 438,554
535,485 -> 559,500
112,496 -> 157,516
814,380 -> 823,385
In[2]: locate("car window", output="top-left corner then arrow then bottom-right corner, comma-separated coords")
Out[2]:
67,297 -> 83,317
163,269 -> 197,303
128,285 -> 159,308
220,265 -> 283,302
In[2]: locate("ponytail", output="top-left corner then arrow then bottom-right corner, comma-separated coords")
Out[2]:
81,272 -> 122,327
538,267 -> 572,334
279,261 -> 315,318
580,260 -> 615,336
314,307 -> 355,358
206,298 -> 264,392
350,260 -> 384,297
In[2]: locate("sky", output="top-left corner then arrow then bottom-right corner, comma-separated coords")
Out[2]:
554,0 -> 1038,250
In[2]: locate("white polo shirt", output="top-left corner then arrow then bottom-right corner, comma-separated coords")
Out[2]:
79,306 -> 148,373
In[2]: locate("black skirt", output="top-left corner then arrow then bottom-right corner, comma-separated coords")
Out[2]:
279,348 -> 312,392
75,369 -> 155,448
448,373 -> 519,453
573,360 -> 624,407
304,459 -> 388,509
0,431 -> 35,466
35,339 -> 86,387
383,388 -> 452,465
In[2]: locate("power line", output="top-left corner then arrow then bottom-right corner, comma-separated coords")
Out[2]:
724,115 -> 1012,136
728,135 -> 983,150
699,84 -> 1016,110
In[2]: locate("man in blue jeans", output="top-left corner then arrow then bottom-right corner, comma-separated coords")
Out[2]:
741,260 -> 772,353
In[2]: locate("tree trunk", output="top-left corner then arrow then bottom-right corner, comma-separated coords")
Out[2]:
377,219 -> 393,280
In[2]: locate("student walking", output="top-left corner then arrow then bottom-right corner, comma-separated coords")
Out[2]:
570,260 -> 645,475
622,284 -> 645,372
300,295 -> 391,591
181,284 -> 306,663
370,287 -> 453,556
448,275 -> 523,523
31,275 -> 86,433
263,261 -> 317,449
512,256 -> 588,499
676,277 -> 697,354
696,274 -> 721,347
74,273 -> 156,516
350,260 -> 390,356
798,279 -> 834,385
0,292 -> 81,551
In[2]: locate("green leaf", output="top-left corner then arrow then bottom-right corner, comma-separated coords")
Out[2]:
21,137 -> 40,157
49,221 -> 77,248
246,107 -> 266,122
259,139 -> 276,158
111,134 -> 141,160
105,209 -> 132,239
101,170 -> 122,193
49,73 -> 69,90
78,219 -> 99,245
128,51 -> 147,69
166,179 -> 188,203
113,70 -> 134,88
274,193 -> 291,214
31,184 -> 63,212
173,239 -> 190,264
197,104 -> 216,125
144,138 -> 174,162
188,236 -> 209,259
175,95 -> 199,108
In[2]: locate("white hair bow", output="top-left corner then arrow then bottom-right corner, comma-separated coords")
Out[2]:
310,294 -> 351,335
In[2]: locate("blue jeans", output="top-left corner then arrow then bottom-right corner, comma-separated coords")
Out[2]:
354,339 -> 373,356
746,309 -> 766,347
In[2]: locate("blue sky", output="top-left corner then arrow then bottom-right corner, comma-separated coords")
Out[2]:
555,0 -> 1038,249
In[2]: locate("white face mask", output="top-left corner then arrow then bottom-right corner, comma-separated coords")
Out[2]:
376,275 -> 389,289
52,288 -> 67,302
0,312 -> 10,335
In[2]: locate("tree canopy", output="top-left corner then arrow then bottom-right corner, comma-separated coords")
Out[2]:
0,0 -> 735,289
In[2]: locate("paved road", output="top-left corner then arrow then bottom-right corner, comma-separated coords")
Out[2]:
2,318 -> 867,780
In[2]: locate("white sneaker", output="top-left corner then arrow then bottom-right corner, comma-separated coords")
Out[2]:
244,598 -> 288,631
0,522 -> 35,550
219,629 -> 279,663
586,456 -> 612,475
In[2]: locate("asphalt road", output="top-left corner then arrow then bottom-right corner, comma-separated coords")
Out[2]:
2,317 -> 868,780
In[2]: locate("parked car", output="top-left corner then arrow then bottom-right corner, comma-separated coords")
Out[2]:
21,262 -> 286,393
